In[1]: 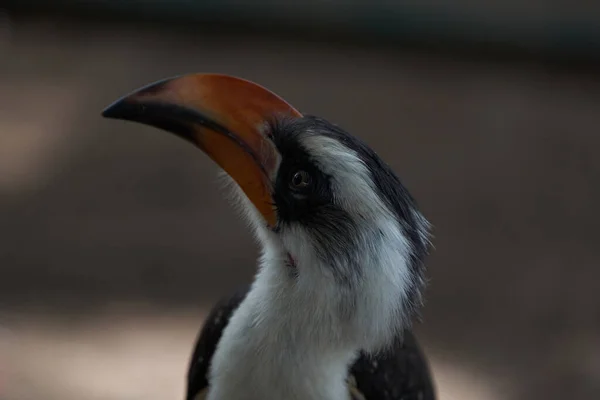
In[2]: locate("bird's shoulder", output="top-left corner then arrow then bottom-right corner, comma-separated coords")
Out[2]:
186,285 -> 250,400
349,332 -> 436,400
186,285 -> 436,400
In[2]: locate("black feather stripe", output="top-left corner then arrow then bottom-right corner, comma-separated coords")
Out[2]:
186,286 -> 250,400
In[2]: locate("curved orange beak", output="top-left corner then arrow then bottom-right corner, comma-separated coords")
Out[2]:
102,73 -> 302,228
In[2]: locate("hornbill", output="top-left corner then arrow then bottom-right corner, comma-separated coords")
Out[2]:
102,74 -> 435,400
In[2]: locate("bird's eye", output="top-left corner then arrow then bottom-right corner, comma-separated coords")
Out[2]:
290,170 -> 312,190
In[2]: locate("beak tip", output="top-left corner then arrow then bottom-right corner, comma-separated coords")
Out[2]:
102,99 -> 125,119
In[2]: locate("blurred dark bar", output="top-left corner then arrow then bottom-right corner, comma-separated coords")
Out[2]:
3,0 -> 600,65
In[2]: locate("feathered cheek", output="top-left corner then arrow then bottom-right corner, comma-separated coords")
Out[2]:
286,253 -> 297,268
279,225 -> 315,267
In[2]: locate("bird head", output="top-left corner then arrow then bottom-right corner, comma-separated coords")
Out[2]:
103,74 -> 431,350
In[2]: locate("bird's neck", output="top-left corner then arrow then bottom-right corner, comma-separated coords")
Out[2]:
206,258 -> 359,400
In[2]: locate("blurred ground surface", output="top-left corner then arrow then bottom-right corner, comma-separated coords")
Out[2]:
0,16 -> 599,400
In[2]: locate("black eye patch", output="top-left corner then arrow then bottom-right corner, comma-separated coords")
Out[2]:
273,156 -> 331,221
266,118 -> 333,225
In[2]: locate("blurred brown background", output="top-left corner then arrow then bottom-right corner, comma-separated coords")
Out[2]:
0,2 -> 599,400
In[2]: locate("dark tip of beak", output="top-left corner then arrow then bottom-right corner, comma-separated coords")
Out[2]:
102,98 -> 128,119
102,76 -> 176,119
101,99 -> 197,144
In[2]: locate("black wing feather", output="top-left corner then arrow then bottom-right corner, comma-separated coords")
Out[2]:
186,286 -> 436,400
186,286 -> 250,400
350,333 -> 436,400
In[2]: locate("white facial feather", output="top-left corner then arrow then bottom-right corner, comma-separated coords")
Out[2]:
280,134 -> 415,350
208,135 -> 425,400
300,135 -> 391,220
